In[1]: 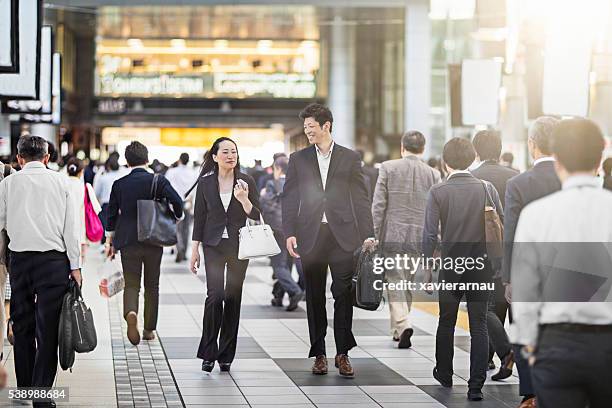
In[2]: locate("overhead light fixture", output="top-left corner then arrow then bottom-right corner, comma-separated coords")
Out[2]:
214,40 -> 229,49
257,40 -> 273,50
170,39 -> 186,49
127,38 -> 143,48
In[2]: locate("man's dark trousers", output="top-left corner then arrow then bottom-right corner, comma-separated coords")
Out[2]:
300,224 -> 356,357
436,285 -> 489,390
531,326 -> 612,408
10,251 -> 70,388
120,243 -> 163,330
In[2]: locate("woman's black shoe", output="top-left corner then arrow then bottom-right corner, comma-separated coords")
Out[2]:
202,361 -> 215,372
219,363 -> 231,372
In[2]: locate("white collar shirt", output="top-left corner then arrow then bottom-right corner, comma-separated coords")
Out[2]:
315,141 -> 335,223
0,161 -> 81,269
165,164 -> 198,200
511,175 -> 612,346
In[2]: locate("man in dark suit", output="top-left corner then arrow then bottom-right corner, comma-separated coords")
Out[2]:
422,137 -> 503,402
106,141 -> 183,345
282,103 -> 375,378
471,130 -> 519,379
503,116 -> 561,408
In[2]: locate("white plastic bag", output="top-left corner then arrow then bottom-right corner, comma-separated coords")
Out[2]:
98,259 -> 125,298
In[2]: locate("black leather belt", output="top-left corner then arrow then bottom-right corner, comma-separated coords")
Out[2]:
542,323 -> 612,333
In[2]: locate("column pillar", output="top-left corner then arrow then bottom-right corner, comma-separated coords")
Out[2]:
404,0 -> 432,156
328,14 -> 356,149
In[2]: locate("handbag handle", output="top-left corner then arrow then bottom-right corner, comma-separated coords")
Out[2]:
243,212 -> 265,228
480,180 -> 496,210
150,174 -> 160,200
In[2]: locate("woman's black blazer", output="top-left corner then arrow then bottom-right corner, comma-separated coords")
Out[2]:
192,171 -> 261,247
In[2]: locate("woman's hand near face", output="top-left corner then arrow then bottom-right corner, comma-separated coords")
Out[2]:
233,179 -> 249,203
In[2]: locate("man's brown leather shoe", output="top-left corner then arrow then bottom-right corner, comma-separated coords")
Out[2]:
518,397 -> 537,408
143,329 -> 156,341
335,354 -> 355,378
312,355 -> 328,375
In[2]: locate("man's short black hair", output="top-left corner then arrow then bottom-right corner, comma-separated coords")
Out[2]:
501,152 -> 514,165
179,152 -> 189,165
552,119 -> 605,173
125,141 -> 149,167
299,103 -> 333,132
401,131 -> 426,154
443,137 -> 476,171
472,130 -> 502,161
17,135 -> 48,161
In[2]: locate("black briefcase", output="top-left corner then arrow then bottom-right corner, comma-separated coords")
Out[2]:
352,248 -> 384,311
70,282 -> 97,353
58,285 -> 75,371
137,174 -> 178,247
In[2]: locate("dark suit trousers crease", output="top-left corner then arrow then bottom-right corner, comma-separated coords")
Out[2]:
300,224 -> 357,357
120,243 -> 163,330
9,251 -> 70,388
198,238 -> 248,363
436,285 -> 489,390
532,327 -> 612,408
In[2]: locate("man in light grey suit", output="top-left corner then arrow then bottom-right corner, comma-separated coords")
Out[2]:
372,131 -> 441,348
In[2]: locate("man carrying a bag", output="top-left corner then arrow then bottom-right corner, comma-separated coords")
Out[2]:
0,135 -> 82,407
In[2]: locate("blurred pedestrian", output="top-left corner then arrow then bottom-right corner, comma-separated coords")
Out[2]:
94,156 -> 124,245
260,155 -> 304,311
66,157 -> 102,264
165,153 -> 198,262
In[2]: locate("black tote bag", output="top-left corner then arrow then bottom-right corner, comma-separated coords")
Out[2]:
137,174 -> 178,247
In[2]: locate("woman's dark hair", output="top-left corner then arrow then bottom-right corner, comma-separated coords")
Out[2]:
186,137 -> 240,198
106,156 -> 120,172
66,157 -> 84,177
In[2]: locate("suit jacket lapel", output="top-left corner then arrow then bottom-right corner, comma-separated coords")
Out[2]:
327,144 -> 343,184
306,145 -> 324,191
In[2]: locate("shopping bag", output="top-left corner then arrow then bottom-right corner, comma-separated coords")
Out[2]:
98,259 -> 125,298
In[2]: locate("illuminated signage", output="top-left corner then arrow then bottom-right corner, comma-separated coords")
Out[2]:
96,73 -> 316,98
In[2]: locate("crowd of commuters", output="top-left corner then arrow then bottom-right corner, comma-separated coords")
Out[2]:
0,103 -> 610,408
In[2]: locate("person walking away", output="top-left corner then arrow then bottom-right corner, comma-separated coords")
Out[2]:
66,158 -> 102,264
512,118 -> 612,408
105,142 -> 183,345
0,159 -> 14,390
503,116 -> 561,408
372,131 -> 440,348
422,137 -> 502,402
94,156 -> 124,245
165,153 -> 198,262
471,130 -> 519,378
282,103 -> 375,378
0,135 -> 82,407
189,137 -> 261,373
260,155 -> 304,311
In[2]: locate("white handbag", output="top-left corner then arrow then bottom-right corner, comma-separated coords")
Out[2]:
238,213 -> 281,260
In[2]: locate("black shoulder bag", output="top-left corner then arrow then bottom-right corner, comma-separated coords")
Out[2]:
137,174 -> 178,247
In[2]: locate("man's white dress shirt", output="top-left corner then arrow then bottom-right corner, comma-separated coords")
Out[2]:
0,161 -> 81,270
511,175 -> 612,346
165,164 -> 198,200
315,141 -> 334,223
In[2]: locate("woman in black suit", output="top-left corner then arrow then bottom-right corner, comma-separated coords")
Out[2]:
189,137 -> 260,373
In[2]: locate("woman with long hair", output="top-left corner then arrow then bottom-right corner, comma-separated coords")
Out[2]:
66,157 -> 102,263
189,137 -> 261,373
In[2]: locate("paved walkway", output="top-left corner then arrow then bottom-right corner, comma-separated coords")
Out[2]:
2,250 -> 521,407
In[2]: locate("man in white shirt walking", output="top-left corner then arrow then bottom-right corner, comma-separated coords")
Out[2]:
165,153 -> 198,262
512,118 -> 612,408
0,135 -> 82,407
